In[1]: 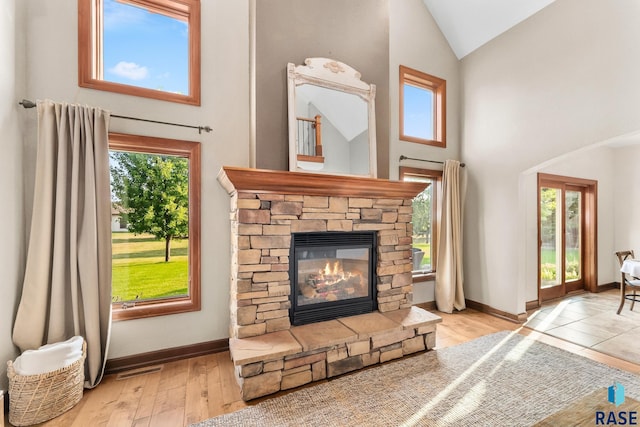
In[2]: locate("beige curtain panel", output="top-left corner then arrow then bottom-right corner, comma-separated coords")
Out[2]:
13,100 -> 112,388
435,159 -> 466,313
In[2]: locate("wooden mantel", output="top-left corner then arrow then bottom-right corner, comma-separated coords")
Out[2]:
217,167 -> 427,198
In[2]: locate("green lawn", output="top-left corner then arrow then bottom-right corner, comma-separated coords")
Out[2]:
541,247 -> 580,264
112,232 -> 188,302
540,247 -> 581,282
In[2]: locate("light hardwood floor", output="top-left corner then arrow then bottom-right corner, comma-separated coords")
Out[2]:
7,302 -> 640,427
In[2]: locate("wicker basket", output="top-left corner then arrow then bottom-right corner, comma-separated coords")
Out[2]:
7,341 -> 86,426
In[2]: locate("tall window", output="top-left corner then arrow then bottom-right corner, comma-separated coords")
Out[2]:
79,0 -> 201,105
400,167 -> 442,281
109,133 -> 201,320
399,65 -> 446,148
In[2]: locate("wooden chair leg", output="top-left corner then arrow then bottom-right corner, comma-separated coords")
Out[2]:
617,277 -> 626,315
631,289 -> 637,311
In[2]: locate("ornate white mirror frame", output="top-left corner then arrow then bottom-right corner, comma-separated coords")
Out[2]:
287,57 -> 377,178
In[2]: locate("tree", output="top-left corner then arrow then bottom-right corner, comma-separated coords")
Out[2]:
540,187 -> 558,244
540,187 -> 581,247
412,184 -> 432,242
110,152 -> 189,262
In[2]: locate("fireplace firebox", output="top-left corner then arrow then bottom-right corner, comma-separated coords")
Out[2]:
290,231 -> 377,325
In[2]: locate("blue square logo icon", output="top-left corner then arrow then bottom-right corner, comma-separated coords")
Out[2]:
608,382 -> 625,407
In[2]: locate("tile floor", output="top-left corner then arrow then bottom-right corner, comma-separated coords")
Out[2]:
525,289 -> 640,364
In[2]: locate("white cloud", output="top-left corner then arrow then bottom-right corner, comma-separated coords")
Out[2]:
109,62 -> 149,81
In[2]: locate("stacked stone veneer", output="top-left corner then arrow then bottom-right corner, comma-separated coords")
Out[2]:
218,167 -> 440,400
231,308 -> 441,400
229,192 -> 415,339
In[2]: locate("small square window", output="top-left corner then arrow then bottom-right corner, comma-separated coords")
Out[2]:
399,65 -> 446,147
79,0 -> 201,105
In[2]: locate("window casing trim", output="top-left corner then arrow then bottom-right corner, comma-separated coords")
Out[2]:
78,0 -> 201,105
399,65 -> 446,148
109,132 -> 201,321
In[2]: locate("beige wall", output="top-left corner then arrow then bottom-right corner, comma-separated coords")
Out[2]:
3,1 -> 459,369
17,0 -> 250,359
5,0 -> 439,373
613,143 -> 640,255
9,0 -> 637,370
389,0 -> 461,180
461,0 -> 640,314
389,0 -> 461,303
254,0 -> 390,178
0,0 -> 26,391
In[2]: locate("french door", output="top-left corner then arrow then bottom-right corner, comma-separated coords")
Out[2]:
538,174 -> 597,302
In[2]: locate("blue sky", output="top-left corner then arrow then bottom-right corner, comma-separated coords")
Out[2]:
404,84 -> 434,140
102,0 -> 189,95
102,0 -> 433,136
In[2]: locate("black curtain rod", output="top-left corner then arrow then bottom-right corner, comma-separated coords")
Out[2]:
19,99 -> 213,134
399,155 -> 466,167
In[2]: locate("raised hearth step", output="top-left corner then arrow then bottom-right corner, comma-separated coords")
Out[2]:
230,306 -> 442,367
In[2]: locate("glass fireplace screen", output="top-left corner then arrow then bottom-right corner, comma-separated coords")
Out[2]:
290,231 -> 377,325
296,248 -> 370,306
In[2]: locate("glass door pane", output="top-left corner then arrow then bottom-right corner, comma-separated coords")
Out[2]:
540,187 -> 562,289
538,173 -> 591,302
565,190 -> 582,283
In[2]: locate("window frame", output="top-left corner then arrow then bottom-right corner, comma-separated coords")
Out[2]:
109,132 -> 201,321
400,166 -> 442,282
399,65 -> 446,148
78,0 -> 201,105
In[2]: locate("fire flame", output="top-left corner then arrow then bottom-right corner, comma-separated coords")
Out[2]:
321,261 -> 345,278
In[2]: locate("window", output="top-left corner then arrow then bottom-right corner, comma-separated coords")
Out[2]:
399,65 -> 446,147
79,0 -> 201,105
109,133 -> 201,320
400,166 -> 442,281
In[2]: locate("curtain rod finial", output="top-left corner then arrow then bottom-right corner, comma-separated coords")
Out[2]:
19,99 -> 36,109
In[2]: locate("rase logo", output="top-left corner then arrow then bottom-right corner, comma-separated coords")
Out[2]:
610,383 -> 626,407
596,382 -> 638,425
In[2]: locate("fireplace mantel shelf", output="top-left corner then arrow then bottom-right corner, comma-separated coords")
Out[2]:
217,167 -> 427,198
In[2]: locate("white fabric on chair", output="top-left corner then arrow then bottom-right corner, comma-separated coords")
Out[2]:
621,259 -> 640,279
620,260 -> 640,287
13,336 -> 84,376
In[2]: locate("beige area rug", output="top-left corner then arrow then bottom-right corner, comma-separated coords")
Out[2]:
192,331 -> 640,427
525,292 -> 640,365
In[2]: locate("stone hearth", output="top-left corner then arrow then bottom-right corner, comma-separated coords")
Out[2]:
218,167 -> 442,400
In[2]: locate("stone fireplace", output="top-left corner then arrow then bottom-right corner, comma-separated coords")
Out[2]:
218,167 -> 442,400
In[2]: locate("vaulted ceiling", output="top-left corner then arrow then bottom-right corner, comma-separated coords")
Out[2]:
423,0 -> 557,59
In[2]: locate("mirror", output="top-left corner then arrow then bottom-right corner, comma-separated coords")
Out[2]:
287,58 -> 377,177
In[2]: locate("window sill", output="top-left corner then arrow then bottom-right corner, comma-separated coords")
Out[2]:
112,297 -> 200,321
399,135 -> 446,148
413,271 -> 435,283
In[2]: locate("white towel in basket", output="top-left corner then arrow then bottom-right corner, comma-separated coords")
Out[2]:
12,336 -> 84,375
